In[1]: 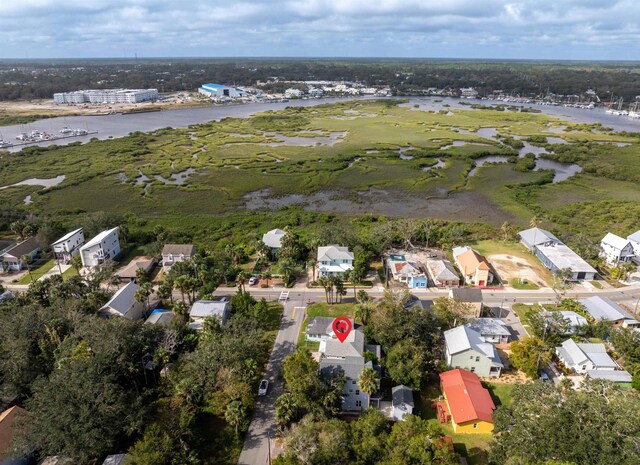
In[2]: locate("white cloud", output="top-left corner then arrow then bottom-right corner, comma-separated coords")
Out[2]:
0,0 -> 638,58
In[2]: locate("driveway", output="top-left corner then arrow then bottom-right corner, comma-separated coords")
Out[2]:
237,292 -> 307,465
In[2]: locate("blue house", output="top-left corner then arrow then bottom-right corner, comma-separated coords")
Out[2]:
386,254 -> 428,289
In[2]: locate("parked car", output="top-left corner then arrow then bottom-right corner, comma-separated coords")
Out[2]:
539,371 -> 550,382
258,379 -> 269,396
249,276 -> 258,286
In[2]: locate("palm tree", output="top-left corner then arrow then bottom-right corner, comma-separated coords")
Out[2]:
263,271 -> 272,287
225,400 -> 247,435
21,254 -> 34,283
317,275 -> 332,304
333,275 -> 346,303
236,270 -> 249,292
279,260 -> 296,287
355,300 -> 373,326
156,280 -> 172,304
358,367 -> 379,408
69,254 -> 82,274
356,289 -> 370,304
135,282 -> 153,314
275,393 -> 298,426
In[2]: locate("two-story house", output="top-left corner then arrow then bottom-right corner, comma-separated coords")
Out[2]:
0,237 -> 40,272
452,246 -> 493,286
161,244 -> 196,273
99,282 -> 146,321
599,233 -> 635,266
80,227 -> 121,268
51,228 -> 84,264
317,245 -> 354,277
319,328 -> 381,411
261,229 -> 286,259
444,325 -> 503,377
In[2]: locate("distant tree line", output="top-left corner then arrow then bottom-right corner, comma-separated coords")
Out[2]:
0,59 -> 639,102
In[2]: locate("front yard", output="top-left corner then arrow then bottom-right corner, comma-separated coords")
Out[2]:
297,302 -> 356,349
18,259 -> 55,284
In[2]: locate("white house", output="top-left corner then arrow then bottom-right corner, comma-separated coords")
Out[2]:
556,339 -> 620,373
99,282 -> 146,320
465,318 -> 511,344
0,237 -> 40,272
558,311 -> 588,333
317,245 -> 354,277
600,233 -> 635,266
80,227 -> 121,268
284,88 -> 304,98
628,230 -> 640,261
51,228 -> 84,264
262,229 -> 286,257
189,299 -> 230,330
391,385 -> 414,421
161,244 -> 196,273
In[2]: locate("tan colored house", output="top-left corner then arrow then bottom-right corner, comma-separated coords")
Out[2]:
452,246 -> 493,287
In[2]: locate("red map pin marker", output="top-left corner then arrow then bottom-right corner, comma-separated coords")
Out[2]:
332,317 -> 352,343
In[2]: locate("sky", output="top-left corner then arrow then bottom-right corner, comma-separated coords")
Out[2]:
1,0 -> 640,60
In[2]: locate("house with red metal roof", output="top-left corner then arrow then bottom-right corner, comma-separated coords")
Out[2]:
439,369 -> 496,433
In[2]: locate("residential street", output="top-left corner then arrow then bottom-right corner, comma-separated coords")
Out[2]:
237,291 -> 307,465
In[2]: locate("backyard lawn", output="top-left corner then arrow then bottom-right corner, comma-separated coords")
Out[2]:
415,379 -> 516,465
18,259 -> 55,284
297,302 -> 355,349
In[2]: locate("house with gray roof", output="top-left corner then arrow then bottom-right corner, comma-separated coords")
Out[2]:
556,339 -> 622,374
580,296 -> 639,328
391,385 -> 414,421
99,282 -> 146,320
262,229 -> 286,257
317,245 -> 354,277
305,316 -> 355,342
0,237 -> 40,272
426,259 -> 460,288
518,227 -> 596,281
557,311 -> 588,333
189,299 -> 230,330
161,244 -> 196,273
444,325 -> 503,377
449,288 -> 483,318
319,328 -> 381,411
465,318 -> 510,344
600,233 -> 636,266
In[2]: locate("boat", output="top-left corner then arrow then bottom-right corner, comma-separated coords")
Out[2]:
60,127 -> 72,134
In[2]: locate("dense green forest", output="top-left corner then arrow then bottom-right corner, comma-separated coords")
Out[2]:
0,58 -> 639,102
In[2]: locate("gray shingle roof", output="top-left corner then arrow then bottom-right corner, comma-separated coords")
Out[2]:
392,385 -> 414,408
0,236 -> 39,259
162,244 -> 196,256
306,316 -> 334,337
317,245 -> 354,262
426,259 -> 459,281
262,229 -> 286,249
450,288 -> 483,302
628,230 -> 640,243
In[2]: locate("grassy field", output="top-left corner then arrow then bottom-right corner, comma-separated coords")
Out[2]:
509,278 -> 539,290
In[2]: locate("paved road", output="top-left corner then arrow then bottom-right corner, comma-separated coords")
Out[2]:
237,291 -> 307,465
